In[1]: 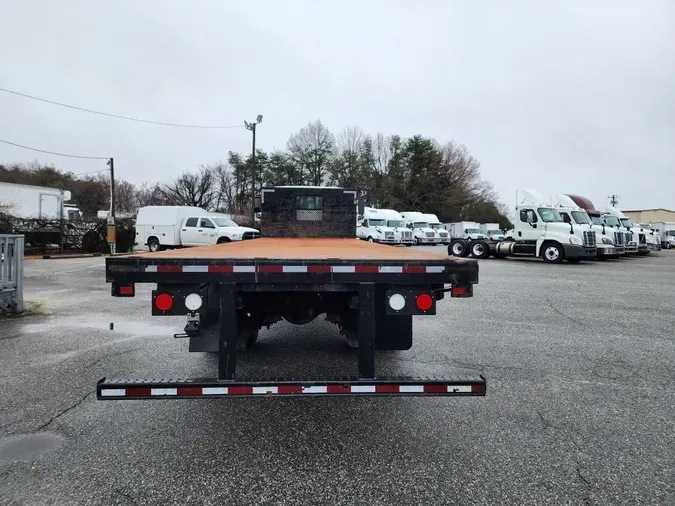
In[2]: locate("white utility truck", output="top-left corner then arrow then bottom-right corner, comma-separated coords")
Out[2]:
447,221 -> 487,241
479,223 -> 504,241
554,194 -> 621,259
0,182 -> 83,220
378,208 -> 414,246
357,207 -> 401,244
135,206 -> 260,252
422,213 -> 450,245
400,212 -> 438,245
450,189 -> 596,263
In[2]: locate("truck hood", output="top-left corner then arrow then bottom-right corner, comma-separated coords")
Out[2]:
217,226 -> 259,234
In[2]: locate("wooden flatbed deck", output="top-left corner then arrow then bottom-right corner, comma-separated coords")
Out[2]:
132,238 -> 467,262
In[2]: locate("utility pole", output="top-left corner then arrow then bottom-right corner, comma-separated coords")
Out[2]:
245,114 -> 263,224
107,157 -> 116,254
608,194 -> 619,207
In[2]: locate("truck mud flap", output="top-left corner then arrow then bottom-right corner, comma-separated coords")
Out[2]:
97,376 -> 486,399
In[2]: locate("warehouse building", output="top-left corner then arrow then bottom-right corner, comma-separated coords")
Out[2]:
622,208 -> 675,223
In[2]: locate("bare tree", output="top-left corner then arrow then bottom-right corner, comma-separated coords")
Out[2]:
135,182 -> 167,207
287,120 -> 334,185
373,133 -> 391,174
158,166 -> 218,209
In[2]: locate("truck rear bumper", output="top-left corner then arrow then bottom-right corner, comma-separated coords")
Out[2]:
97,376 -> 486,399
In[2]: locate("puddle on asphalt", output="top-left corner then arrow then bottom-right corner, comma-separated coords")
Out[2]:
0,433 -> 65,465
15,319 -> 177,337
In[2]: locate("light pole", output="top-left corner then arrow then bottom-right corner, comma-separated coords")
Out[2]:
245,114 -> 263,224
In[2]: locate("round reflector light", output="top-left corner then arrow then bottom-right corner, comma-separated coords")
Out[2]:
155,293 -> 173,312
388,293 -> 406,311
185,293 -> 203,311
416,293 -> 433,311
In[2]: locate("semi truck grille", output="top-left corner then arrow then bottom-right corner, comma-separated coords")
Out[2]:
614,232 -> 624,245
242,232 -> 260,240
385,232 -> 394,239
439,231 -> 449,238
425,232 -> 435,238
402,231 -> 411,239
583,231 -> 596,247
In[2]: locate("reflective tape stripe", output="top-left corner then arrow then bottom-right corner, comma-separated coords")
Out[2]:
282,266 -> 307,273
182,266 -> 208,273
100,388 -> 126,397
151,388 -> 177,396
331,266 -> 355,273
233,266 -> 256,273
142,264 -> 448,274
379,266 -> 403,273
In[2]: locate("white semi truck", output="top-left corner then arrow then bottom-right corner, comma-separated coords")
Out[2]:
647,222 -> 675,249
564,195 -> 633,255
554,194 -> 621,259
378,208 -> 414,246
400,211 -> 438,245
357,207 -> 401,245
422,213 -> 450,245
449,189 -> 597,263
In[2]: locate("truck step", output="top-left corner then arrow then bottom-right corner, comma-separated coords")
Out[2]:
97,376 -> 486,399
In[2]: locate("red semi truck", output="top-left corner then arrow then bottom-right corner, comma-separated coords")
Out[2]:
98,186 -> 485,399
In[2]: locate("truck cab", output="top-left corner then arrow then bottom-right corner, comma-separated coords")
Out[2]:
357,207 -> 400,244
423,213 -> 450,245
400,211 -> 437,245
603,206 -> 640,254
378,208 -> 414,246
554,194 -> 620,258
502,189 -> 596,263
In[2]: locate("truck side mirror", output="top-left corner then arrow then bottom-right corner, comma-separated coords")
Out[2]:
254,197 -> 261,213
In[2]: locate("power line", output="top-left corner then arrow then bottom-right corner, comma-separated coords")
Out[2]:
0,86 -> 244,129
0,138 -> 109,160
72,168 -> 110,176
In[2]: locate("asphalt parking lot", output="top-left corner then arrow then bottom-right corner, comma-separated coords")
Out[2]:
1,248 -> 674,506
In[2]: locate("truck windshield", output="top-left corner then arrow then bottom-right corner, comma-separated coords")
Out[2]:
538,208 -> 563,222
487,229 -> 502,235
590,216 -> 604,226
620,218 -> 632,227
467,228 -> 481,233
571,211 -> 590,224
369,219 -> 387,226
413,222 -> 429,228
603,215 -> 620,227
430,223 -> 444,229
212,218 -> 238,227
387,220 -> 405,227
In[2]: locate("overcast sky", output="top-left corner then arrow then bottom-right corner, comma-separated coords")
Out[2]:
1,0 -> 673,211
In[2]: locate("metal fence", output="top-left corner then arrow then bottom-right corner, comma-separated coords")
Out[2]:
0,235 -> 24,315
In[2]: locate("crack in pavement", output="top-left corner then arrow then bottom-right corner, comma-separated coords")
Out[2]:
537,411 -> 593,505
545,297 -> 585,326
34,390 -> 96,432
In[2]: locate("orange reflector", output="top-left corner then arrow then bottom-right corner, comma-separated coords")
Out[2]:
155,293 -> 174,312
415,293 -> 433,311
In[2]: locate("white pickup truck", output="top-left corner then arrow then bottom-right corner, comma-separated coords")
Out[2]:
136,206 -> 260,252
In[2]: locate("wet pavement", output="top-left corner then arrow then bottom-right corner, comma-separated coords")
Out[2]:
1,252 -> 674,505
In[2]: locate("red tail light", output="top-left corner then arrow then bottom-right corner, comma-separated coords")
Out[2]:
415,293 -> 433,311
155,293 -> 174,312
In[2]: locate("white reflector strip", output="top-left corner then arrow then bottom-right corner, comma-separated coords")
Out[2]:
233,266 -> 255,273
448,385 -> 472,393
425,266 -> 445,273
202,387 -> 228,395
252,386 -> 278,394
350,385 -> 377,393
379,266 -> 403,273
331,266 -> 355,273
100,388 -> 126,397
399,385 -> 424,393
145,265 -> 158,272
151,388 -> 177,396
282,266 -> 307,273
182,265 -> 208,273
302,386 -> 328,394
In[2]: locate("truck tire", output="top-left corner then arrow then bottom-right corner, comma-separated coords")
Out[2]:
470,240 -> 490,259
541,242 -> 564,263
148,237 -> 160,252
217,237 -> 231,244
449,239 -> 469,257
367,236 -> 374,242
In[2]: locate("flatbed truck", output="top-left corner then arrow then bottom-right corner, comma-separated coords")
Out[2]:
99,186 -> 485,399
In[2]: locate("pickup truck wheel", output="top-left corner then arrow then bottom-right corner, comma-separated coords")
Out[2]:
367,237 -> 374,243
217,237 -> 231,244
541,243 -> 564,263
148,238 -> 160,252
